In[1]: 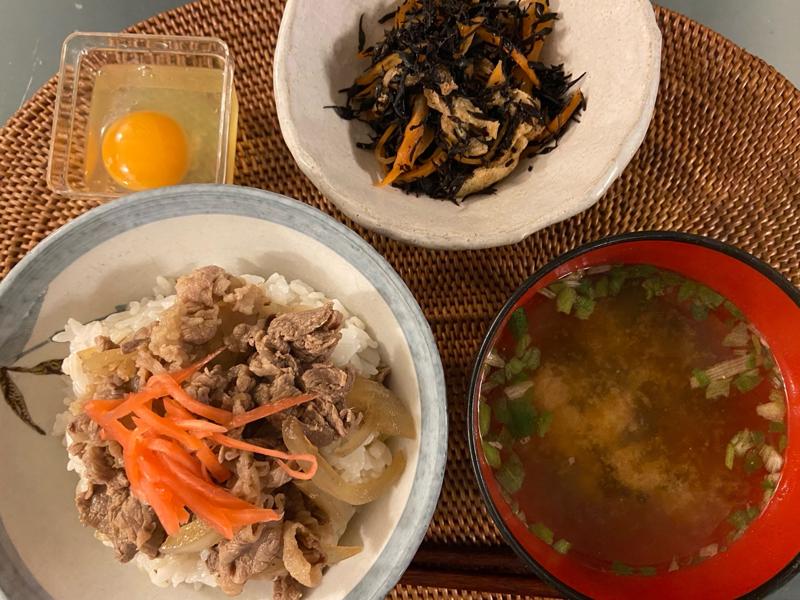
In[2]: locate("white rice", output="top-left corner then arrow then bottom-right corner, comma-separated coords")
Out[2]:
54,272 -> 387,590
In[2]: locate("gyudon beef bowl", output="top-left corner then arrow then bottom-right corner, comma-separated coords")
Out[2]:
0,185 -> 446,600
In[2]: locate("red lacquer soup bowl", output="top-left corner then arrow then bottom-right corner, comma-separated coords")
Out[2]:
467,232 -> 800,599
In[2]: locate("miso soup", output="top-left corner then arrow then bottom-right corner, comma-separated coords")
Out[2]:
478,264 -> 787,574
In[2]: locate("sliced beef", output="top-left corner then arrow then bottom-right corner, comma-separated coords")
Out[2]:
181,305 -> 221,345
205,523 -> 283,596
265,304 -> 342,363
68,412 -> 165,562
175,265 -> 233,308
120,325 -> 152,354
300,364 -> 353,405
76,485 -> 165,562
273,574 -> 304,600
185,364 -> 228,405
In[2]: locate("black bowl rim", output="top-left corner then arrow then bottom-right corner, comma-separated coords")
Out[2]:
465,230 -> 800,600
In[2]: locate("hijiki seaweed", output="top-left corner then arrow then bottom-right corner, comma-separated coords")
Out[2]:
330,0 -> 585,201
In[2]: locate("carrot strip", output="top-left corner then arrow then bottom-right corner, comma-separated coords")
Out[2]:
397,148 -> 447,182
354,54 -> 402,87
227,394 -> 316,429
174,419 -> 228,434
197,441 -> 231,483
394,0 -> 419,26
544,90 -> 584,137
378,95 -> 429,187
163,398 -> 194,420
149,374 -> 233,425
146,437 -> 205,478
211,434 -> 318,480
139,476 -> 181,535
99,387 -> 163,423
374,123 -> 398,165
166,347 -> 226,385
475,28 -> 541,87
487,60 -> 505,87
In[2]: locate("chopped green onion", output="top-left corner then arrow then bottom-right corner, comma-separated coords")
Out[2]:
626,264 -> 658,278
537,410 -> 553,437
639,566 -> 657,577
691,302 -> 709,321
723,322 -> 750,347
529,522 -> 554,545
697,285 -> 724,309
723,300 -> 745,320
611,561 -> 635,576
706,378 -> 730,399
505,357 -> 525,379
489,369 -> 506,386
496,452 -> 524,494
691,368 -> 710,388
661,270 -> 684,286
515,333 -> 531,357
507,397 -> 537,438
548,281 -> 566,294
743,449 -> 763,474
761,476 -> 778,493
769,421 -> 786,434
609,269 -> 627,296
494,397 -> 511,425
758,401 -> 786,423
574,295 -> 596,320
678,280 -> 698,302
556,287 -> 577,314
642,277 -> 665,299
725,443 -> 735,470
594,277 -> 609,298
728,509 -> 750,530
577,279 -> 594,299
751,430 -> 766,447
745,354 -> 757,369
734,370 -> 762,393
553,539 -> 571,555
730,429 -> 755,456
521,346 -> 541,370
478,401 -> 491,437
508,308 -> 528,341
745,505 -> 759,521
482,442 -> 501,468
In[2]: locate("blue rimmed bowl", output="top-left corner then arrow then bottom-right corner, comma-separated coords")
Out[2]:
0,184 -> 446,600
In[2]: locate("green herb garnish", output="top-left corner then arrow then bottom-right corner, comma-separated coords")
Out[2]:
482,442 -> 501,468
697,285 -> 724,309
489,369 -> 506,386
529,522 -> 554,545
609,269 -> 627,296
494,397 -> 511,425
725,443 -> 735,470
611,561 -> 635,576
574,295 -> 596,320
639,566 -> 657,577
553,539 -> 571,555
478,400 -> 491,437
594,276 -> 609,298
769,421 -> 786,434
743,449 -> 763,474
642,277 -> 666,299
537,410 -> 553,437
678,280 -> 698,302
724,300 -> 745,320
692,368 -> 710,388
521,346 -> 541,370
706,378 -> 730,399
762,477 -> 778,492
556,287 -> 577,315
505,357 -> 525,379
496,452 -> 524,494
515,333 -> 531,357
507,396 -> 537,438
733,370 -> 762,393
508,308 -> 528,341
779,434 -> 788,452
691,302 -> 709,322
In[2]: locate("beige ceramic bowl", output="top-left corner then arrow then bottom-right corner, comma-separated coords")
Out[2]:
274,0 -> 661,249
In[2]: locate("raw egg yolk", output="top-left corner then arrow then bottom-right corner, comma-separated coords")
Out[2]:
101,111 -> 189,191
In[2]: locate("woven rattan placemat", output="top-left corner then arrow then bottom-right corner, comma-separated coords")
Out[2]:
1,1 -> 798,598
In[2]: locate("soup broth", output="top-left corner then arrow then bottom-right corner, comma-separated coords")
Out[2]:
478,264 -> 787,574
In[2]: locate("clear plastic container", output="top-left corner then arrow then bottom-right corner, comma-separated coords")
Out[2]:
48,32 -> 238,199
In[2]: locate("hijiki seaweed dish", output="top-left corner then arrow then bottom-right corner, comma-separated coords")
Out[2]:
331,0 -> 585,201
